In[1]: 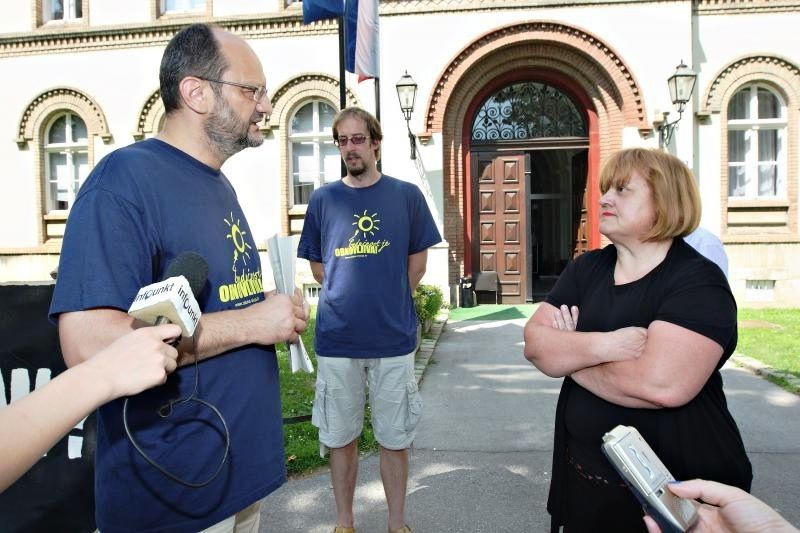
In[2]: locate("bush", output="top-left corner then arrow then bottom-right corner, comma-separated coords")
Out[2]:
413,283 -> 444,324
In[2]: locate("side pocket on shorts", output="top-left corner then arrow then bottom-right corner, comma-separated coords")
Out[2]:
311,380 -> 328,433
405,381 -> 423,432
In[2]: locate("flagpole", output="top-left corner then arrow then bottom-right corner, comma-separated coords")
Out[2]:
338,15 -> 346,111
338,14 -> 347,177
374,78 -> 381,172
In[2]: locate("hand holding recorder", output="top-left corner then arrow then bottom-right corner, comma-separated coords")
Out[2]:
602,425 -> 699,532
643,479 -> 799,533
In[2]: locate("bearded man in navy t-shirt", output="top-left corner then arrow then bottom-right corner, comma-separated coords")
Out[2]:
49,24 -> 308,533
298,107 -> 442,533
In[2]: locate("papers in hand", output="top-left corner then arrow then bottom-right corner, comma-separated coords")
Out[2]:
267,234 -> 314,374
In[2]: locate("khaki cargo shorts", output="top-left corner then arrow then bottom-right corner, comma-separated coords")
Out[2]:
312,352 -> 422,454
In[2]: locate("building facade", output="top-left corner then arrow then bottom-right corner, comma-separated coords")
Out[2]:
0,0 -> 798,307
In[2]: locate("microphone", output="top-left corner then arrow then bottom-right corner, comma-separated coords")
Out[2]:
127,252 -> 209,342
123,252 -> 229,488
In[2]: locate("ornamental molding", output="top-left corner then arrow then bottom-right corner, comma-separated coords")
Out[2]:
133,89 -> 164,140
268,73 -> 359,131
693,0 -> 800,14
17,87 -> 111,148
0,15 -> 336,58
700,54 -> 800,114
423,20 -> 648,134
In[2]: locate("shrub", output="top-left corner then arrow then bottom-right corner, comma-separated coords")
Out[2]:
413,283 -> 444,323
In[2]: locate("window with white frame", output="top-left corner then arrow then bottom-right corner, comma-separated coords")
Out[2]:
289,100 -> 340,206
42,0 -> 82,23
44,113 -> 89,213
727,85 -> 787,198
161,0 -> 205,14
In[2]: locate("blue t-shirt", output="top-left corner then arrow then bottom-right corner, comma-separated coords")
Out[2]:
297,175 -> 442,357
49,139 -> 285,533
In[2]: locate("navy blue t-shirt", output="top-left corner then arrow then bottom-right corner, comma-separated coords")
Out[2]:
297,176 -> 441,357
49,139 -> 286,533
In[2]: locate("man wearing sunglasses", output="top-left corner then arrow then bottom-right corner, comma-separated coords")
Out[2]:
50,23 -> 308,533
298,107 -> 442,533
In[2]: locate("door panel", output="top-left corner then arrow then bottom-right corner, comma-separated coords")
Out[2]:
471,152 -> 527,303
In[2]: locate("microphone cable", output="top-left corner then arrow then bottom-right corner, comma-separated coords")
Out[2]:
122,352 -> 230,488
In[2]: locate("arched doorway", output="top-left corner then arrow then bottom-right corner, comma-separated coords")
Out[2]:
419,21 -> 650,304
468,79 -> 589,302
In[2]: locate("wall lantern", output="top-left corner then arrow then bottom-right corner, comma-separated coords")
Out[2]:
395,71 -> 418,159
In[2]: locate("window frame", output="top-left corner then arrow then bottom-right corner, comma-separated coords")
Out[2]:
160,0 -> 206,15
41,0 -> 83,24
726,84 -> 788,200
43,112 -> 89,215
288,99 -> 339,208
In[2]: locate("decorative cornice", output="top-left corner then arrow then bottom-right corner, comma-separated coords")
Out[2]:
17,87 -> 111,148
268,73 -> 358,131
0,15 -> 337,58
424,20 -> 648,134
2,1 -> 794,58
693,0 -> 800,15
701,54 -> 800,114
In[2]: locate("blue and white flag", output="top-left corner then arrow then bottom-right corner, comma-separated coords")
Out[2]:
345,0 -> 380,80
304,0 -> 380,81
302,0 -> 345,24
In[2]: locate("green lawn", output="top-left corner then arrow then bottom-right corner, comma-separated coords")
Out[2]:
737,308 -> 800,377
277,308 -> 378,476
449,304 -> 538,322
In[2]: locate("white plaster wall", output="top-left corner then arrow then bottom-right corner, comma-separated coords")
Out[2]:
213,0 -> 279,18
0,254 -> 59,281
90,0 -> 152,25
695,12 -> 800,89
696,114 -> 723,233
0,3 -> 33,34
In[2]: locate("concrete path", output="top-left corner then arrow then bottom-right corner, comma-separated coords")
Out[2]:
260,317 -> 800,532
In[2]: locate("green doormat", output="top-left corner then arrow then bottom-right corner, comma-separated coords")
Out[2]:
448,304 -> 539,322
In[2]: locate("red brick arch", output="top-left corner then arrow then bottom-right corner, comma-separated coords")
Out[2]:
424,21 -> 650,287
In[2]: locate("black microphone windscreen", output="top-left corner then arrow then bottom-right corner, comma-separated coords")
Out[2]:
164,252 -> 209,297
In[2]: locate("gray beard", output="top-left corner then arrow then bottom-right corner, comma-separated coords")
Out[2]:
204,99 -> 263,162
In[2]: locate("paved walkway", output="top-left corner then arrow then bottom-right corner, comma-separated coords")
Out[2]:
260,316 -> 800,532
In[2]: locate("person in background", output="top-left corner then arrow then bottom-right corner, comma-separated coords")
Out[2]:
298,107 -> 442,533
685,226 -> 729,278
644,479 -> 798,533
0,325 -> 181,493
524,148 -> 751,532
49,23 -> 307,533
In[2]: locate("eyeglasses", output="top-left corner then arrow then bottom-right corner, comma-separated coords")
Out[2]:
200,77 -> 268,103
334,134 -> 370,147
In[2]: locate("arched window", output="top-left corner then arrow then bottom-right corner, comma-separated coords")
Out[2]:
44,112 -> 89,213
289,100 -> 339,206
471,81 -> 586,142
727,85 -> 787,198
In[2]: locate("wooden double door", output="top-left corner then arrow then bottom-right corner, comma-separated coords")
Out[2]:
470,149 -> 588,303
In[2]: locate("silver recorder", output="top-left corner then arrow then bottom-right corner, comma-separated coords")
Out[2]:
601,425 -> 699,532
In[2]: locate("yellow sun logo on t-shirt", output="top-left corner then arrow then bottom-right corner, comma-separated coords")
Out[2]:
352,209 -> 380,239
224,211 -> 252,273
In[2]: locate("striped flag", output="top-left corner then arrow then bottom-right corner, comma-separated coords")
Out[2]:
345,0 -> 380,81
302,0 -> 345,23
304,0 -> 380,82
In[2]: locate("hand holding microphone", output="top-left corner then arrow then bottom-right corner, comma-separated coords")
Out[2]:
86,324 -> 182,400
127,252 -> 209,348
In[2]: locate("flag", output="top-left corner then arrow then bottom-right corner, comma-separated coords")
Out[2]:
345,0 -> 380,81
302,0 -> 345,24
